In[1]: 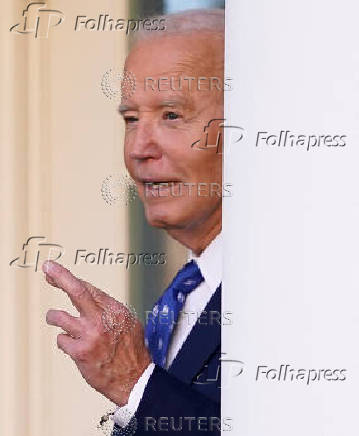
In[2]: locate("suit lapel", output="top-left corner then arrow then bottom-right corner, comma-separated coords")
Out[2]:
168,284 -> 221,383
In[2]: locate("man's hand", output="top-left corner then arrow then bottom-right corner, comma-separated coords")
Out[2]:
43,260 -> 151,406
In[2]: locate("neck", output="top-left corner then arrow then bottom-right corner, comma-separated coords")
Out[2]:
167,208 -> 222,256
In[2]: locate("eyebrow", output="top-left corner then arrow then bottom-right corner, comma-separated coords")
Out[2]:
159,99 -> 186,108
118,97 -> 190,115
118,104 -> 136,114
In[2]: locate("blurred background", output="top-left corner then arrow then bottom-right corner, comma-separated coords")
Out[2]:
0,1 -> 223,436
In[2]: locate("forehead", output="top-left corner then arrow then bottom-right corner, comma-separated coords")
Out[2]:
125,33 -> 219,78
122,34 -> 223,110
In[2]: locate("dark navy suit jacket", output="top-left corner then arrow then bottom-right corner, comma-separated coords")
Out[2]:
113,285 -> 221,435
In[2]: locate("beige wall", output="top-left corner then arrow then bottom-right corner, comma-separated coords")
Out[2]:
1,2 -> 130,436
1,2 -> 187,435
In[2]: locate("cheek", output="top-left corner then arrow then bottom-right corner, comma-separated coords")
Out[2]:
164,127 -> 200,153
123,141 -> 132,171
188,153 -> 222,182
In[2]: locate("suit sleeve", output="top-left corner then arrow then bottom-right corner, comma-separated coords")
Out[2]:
113,365 -> 221,435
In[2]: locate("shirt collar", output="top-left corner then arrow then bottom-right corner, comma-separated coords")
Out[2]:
189,232 -> 222,291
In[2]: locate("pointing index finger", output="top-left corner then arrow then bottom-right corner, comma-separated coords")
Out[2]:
43,261 -> 97,316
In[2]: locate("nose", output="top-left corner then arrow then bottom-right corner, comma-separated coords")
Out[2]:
128,119 -> 162,161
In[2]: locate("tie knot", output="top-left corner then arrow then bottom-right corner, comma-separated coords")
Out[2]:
171,259 -> 204,296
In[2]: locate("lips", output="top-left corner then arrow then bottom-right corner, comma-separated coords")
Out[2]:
141,180 -> 182,198
144,181 -> 179,186
138,178 -> 181,185
137,177 -> 182,190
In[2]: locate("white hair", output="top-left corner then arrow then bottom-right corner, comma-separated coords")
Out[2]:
134,8 -> 224,42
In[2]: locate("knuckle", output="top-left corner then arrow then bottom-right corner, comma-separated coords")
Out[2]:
47,309 -> 67,325
83,281 -> 97,297
56,334 -> 65,348
88,327 -> 102,344
46,310 -> 54,323
73,283 -> 89,300
78,316 -> 87,329
47,309 -> 60,324
72,349 -> 85,361
74,343 -> 90,361
56,310 -> 67,322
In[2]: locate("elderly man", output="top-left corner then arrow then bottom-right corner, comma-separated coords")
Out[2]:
43,9 -> 225,435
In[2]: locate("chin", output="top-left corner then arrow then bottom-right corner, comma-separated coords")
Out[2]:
143,200 -> 191,230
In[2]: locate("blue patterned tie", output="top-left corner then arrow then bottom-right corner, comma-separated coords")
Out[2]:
145,260 -> 204,368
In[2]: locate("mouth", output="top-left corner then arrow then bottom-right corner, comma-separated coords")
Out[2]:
139,177 -> 180,184
139,179 -> 182,199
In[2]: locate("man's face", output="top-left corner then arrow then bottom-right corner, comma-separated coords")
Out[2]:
121,33 -> 223,231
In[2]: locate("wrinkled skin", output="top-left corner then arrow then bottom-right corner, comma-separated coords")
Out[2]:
44,260 -> 151,406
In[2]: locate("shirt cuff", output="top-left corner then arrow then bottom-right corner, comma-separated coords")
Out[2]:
113,363 -> 155,428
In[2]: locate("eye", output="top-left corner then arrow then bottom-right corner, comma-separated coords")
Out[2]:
163,111 -> 182,121
124,116 -> 138,124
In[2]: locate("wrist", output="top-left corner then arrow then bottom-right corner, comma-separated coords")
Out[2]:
108,356 -> 153,406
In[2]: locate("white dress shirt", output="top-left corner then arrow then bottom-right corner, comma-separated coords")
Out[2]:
113,233 -> 222,427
